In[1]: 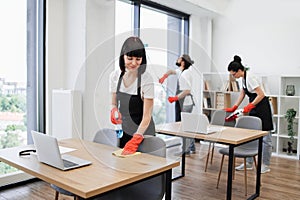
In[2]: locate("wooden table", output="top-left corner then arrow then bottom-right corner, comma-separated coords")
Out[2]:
156,122 -> 268,200
0,139 -> 179,199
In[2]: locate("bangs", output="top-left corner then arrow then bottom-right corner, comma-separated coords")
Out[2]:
119,36 -> 147,74
125,48 -> 144,58
121,36 -> 145,58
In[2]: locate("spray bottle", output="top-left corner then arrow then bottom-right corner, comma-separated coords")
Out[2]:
115,101 -> 123,138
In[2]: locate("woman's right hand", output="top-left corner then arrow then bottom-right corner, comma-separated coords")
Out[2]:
110,107 -> 122,124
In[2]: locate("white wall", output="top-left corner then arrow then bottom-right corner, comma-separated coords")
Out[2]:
47,0 -> 65,135
212,0 -> 300,75
47,0 -> 115,140
83,0 -> 115,141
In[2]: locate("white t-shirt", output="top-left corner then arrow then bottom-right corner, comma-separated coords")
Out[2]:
242,71 -> 260,93
175,68 -> 181,79
178,67 -> 193,105
109,69 -> 154,99
179,68 -> 193,91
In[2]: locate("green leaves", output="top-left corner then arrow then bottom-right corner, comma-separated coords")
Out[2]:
285,108 -> 297,142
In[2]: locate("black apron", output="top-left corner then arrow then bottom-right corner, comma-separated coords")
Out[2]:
243,71 -> 273,131
175,79 -> 184,122
116,72 -> 155,147
175,71 -> 194,122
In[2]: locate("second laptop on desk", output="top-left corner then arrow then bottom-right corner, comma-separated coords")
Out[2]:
181,112 -> 225,134
31,130 -> 92,171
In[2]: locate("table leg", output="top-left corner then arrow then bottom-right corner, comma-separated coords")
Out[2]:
181,137 -> 186,177
248,137 -> 263,200
165,169 -> 172,200
226,145 -> 234,200
172,137 -> 186,181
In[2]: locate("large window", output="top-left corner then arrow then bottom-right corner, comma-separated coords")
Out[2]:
115,0 -> 189,124
0,0 -> 45,186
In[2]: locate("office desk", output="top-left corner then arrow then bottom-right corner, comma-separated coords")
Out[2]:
0,139 -> 179,199
156,122 -> 268,200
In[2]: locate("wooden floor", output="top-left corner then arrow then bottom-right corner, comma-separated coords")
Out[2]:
0,142 -> 300,200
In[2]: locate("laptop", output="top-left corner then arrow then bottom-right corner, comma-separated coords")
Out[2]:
181,112 -> 225,134
31,130 -> 92,171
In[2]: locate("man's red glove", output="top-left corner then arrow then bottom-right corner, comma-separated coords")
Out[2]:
243,103 -> 255,113
159,74 -> 168,84
224,105 -> 238,112
110,107 -> 122,125
168,96 -> 179,103
122,134 -> 144,155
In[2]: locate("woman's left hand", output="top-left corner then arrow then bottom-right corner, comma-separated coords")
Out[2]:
122,134 -> 144,155
243,103 -> 255,113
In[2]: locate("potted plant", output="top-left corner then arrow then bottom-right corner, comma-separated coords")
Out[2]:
284,108 -> 297,154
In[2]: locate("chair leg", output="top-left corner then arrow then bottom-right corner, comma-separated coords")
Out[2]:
54,191 -> 59,200
205,142 -> 212,172
210,142 -> 215,164
243,158 -> 248,196
216,154 -> 225,189
253,156 -> 257,170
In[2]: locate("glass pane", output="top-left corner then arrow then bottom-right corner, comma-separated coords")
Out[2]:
115,1 -> 134,69
0,1 -> 27,176
115,0 -> 133,35
140,6 -> 183,124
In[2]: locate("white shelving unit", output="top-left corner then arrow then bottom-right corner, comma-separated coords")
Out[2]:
262,75 -> 300,160
201,72 -> 247,120
201,73 -> 300,160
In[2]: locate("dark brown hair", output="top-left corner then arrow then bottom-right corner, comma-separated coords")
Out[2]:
228,55 -> 245,72
119,36 -> 147,75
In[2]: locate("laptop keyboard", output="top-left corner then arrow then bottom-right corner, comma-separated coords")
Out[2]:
62,159 -> 78,168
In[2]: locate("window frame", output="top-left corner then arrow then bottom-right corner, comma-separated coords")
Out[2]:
0,0 -> 45,187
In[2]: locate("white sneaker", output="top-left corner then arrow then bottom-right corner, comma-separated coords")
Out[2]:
235,163 -> 253,171
261,164 -> 271,174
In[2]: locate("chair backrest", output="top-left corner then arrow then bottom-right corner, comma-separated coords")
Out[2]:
93,128 -> 119,147
135,136 -> 166,200
114,136 -> 166,200
138,135 -> 166,157
210,110 -> 226,126
92,135 -> 166,200
224,111 -> 236,127
235,116 -> 262,150
235,116 -> 262,130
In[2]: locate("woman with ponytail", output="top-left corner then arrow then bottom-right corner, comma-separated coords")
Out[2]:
225,55 -> 273,174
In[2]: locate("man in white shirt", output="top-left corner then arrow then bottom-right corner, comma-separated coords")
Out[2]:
159,54 -> 196,154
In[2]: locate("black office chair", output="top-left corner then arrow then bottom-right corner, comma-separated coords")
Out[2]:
216,116 -> 262,196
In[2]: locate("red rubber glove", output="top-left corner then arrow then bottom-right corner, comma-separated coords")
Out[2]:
168,96 -> 179,103
225,114 -> 238,122
110,107 -> 122,125
243,103 -> 255,113
224,105 -> 238,112
159,74 -> 168,84
122,134 -> 144,155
